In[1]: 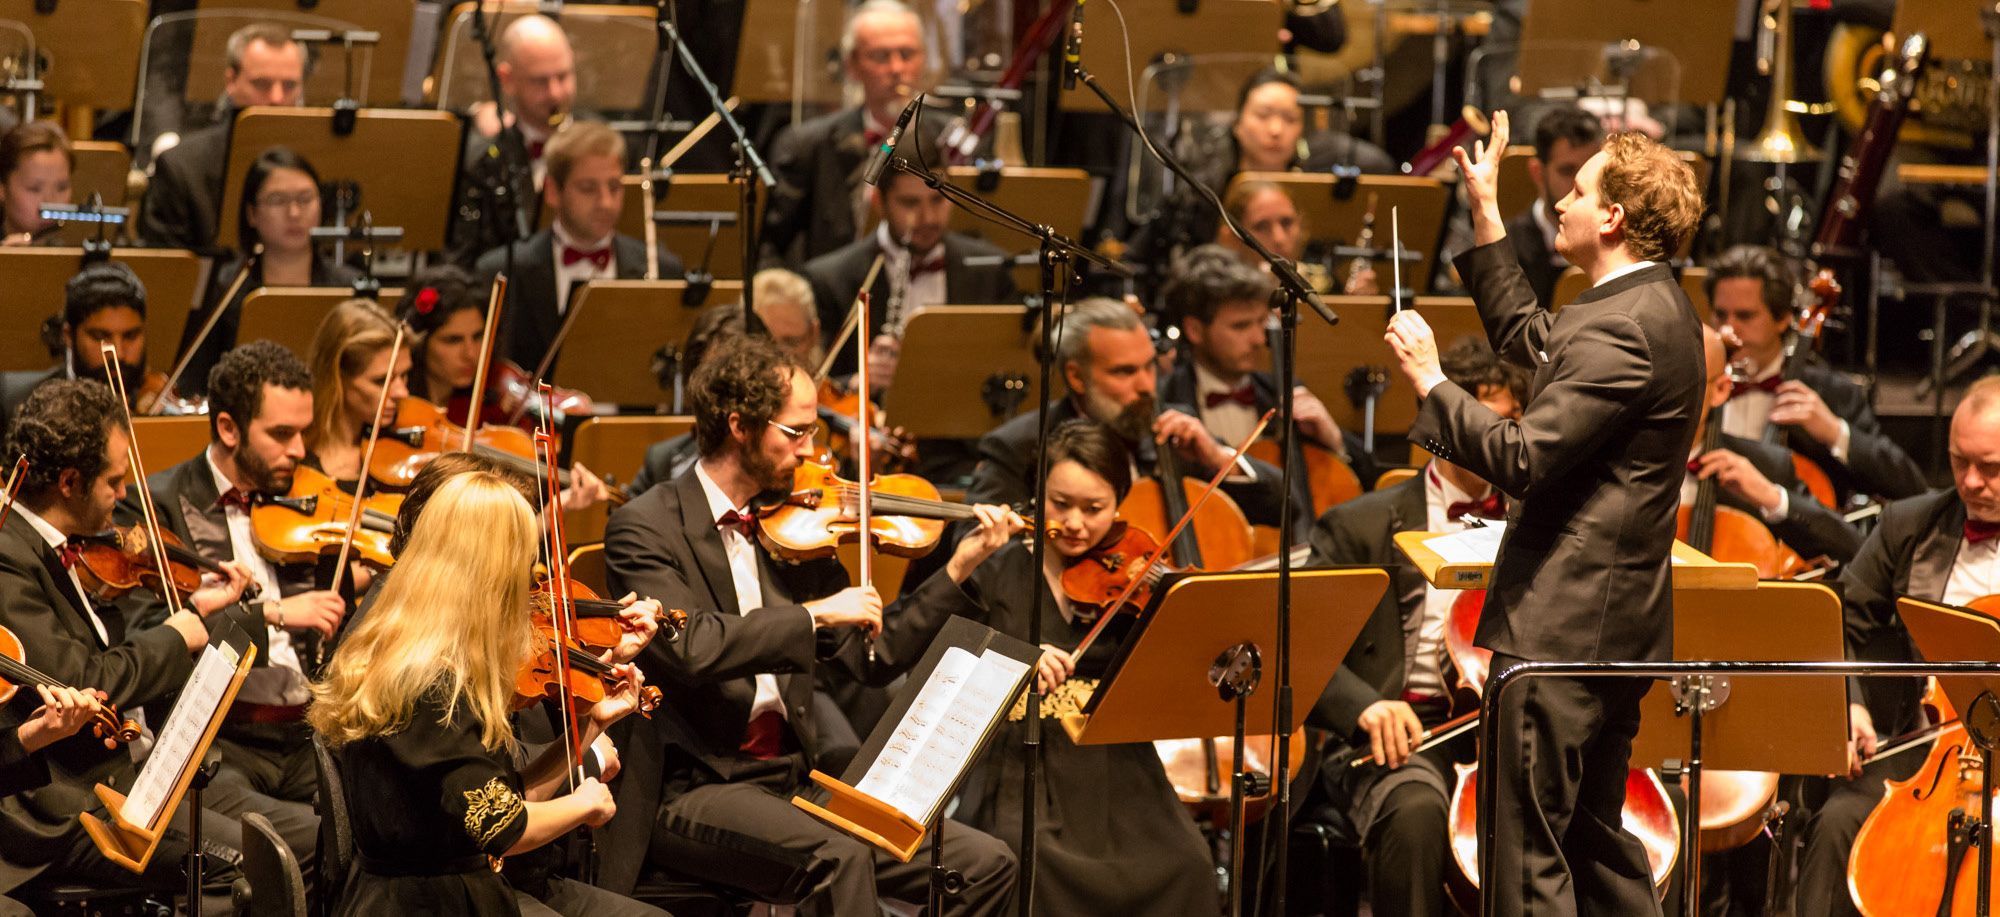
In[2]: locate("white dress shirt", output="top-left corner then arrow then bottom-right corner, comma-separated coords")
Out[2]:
1593,259 -> 1658,289
876,222 -> 947,338
550,220 -> 618,318
1945,532 -> 2000,608
1410,464 -> 1493,697
694,462 -> 789,722
208,453 -> 308,707
1193,363 -> 1259,449
1719,352 -> 1851,459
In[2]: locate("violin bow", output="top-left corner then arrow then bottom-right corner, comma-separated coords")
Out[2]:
815,254 -> 887,386
151,245 -> 263,414
852,292 -> 877,665
1069,409 -> 1278,660
99,345 -> 187,620
325,323 -> 408,665
532,381 -> 588,784
0,456 -> 26,531
462,273 -> 508,450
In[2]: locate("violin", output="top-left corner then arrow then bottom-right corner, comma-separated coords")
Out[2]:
817,378 -> 917,475
0,624 -> 141,746
1059,521 -> 1169,614
445,360 -> 596,437
68,524 -> 263,604
512,617 -> 663,717
367,398 -> 626,503
756,458 -> 1013,563
131,369 -> 204,417
250,465 -> 403,569
530,575 -> 688,651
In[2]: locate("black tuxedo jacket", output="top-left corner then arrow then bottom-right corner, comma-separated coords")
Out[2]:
0,368 -> 57,446
1160,360 -> 1378,523
1838,488 -> 1963,738
112,454 -> 306,644
1782,359 -> 1928,502
472,228 -> 682,377
1306,473 -> 1431,737
0,510 -> 259,892
625,433 -> 700,500
802,232 -> 1020,377
762,107 -> 871,266
596,468 -> 978,894
1710,431 -> 1862,566
1411,243 -> 1706,664
139,122 -> 229,253
1504,206 -> 1565,310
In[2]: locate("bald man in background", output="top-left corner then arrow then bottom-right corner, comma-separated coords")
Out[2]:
447,13 -> 580,266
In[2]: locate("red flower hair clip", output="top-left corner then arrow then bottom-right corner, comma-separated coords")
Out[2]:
413,287 -> 441,315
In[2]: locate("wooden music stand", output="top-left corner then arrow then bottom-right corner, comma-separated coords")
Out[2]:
1058,0 -> 1283,114
1516,0 -> 1737,108
132,416 -> 213,475
69,142 -> 134,209
549,280 -> 743,407
189,0 -> 409,107
563,415 -> 695,544
539,174 -> 763,281
1553,266 -> 1712,323
732,0 -> 849,109
432,3 -> 658,112
0,249 -> 202,375
1394,528 -> 1759,591
1893,0 -> 1989,62
1231,174 -> 1449,294
81,639 -> 255,874
236,287 -> 404,362
1899,598 -> 2000,722
0,0 -> 145,110
1292,295 -> 1483,438
795,616 -> 1040,861
880,306 -> 1048,441
1629,581 -> 1850,779
213,107 -> 462,252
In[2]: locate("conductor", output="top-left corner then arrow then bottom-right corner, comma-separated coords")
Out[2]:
1383,112 -> 1705,915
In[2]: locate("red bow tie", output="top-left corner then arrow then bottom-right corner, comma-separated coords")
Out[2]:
1967,519 -> 2000,545
910,256 -> 946,278
1448,492 -> 1506,522
216,487 -> 253,512
863,127 -> 886,148
562,245 -> 612,269
56,540 -> 83,570
717,508 -> 760,540
1206,385 -> 1259,409
528,139 -> 546,159
1730,375 -> 1783,399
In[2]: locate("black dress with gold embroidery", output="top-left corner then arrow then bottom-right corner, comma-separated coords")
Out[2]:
333,688 -> 528,915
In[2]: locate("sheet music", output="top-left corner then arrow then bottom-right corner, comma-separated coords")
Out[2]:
123,642 -> 239,830
854,646 -> 1030,823
1427,522 -> 1509,565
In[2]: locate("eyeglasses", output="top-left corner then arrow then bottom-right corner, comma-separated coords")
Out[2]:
255,192 -> 319,213
769,419 -> 817,443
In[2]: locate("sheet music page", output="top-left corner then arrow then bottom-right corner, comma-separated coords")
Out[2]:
1427,522 -> 1508,565
123,642 -> 239,830
854,647 -> 1030,823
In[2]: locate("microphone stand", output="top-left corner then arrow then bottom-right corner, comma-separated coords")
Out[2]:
878,154 -> 1126,917
471,0 -> 527,386
1070,59 -> 1335,915
660,16 -> 773,335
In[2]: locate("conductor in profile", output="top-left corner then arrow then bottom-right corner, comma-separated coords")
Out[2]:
1383,112 -> 1706,916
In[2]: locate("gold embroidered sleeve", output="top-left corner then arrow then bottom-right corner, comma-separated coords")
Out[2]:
461,776 -> 526,852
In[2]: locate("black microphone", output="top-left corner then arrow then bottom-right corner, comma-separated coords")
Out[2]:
862,93 -> 923,186
1063,0 -> 1086,91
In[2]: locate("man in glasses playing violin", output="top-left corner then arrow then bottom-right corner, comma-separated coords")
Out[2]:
0,379 -> 263,912
600,335 -> 1025,914
110,340 -> 347,873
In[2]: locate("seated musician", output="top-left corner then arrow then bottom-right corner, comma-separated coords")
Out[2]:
0,121 -> 73,247
752,269 -> 826,369
762,0 -> 931,266
1707,244 -> 1927,502
405,265 -> 489,410
1160,245 -> 1377,502
1216,180 -> 1379,296
110,341 -> 348,867
1304,338 -> 1519,917
448,13 -> 577,267
1687,323 -> 1861,567
474,119 -> 683,378
0,380 -> 262,910
598,334 -> 1024,912
953,418 -> 1222,916
140,23 -> 306,253
626,297 -> 785,500
302,299 -> 411,485
803,165 -> 1018,382
0,263 -> 157,441
963,296 -> 1294,532
174,148 -> 361,398
308,471 -> 654,916
1507,106 -> 1602,310
1790,374 -> 2000,916
0,685 -> 111,916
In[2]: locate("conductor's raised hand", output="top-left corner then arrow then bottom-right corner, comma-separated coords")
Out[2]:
1385,311 -> 1447,398
1451,109 -> 1510,243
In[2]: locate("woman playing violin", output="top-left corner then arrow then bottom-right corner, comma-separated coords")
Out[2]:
309,471 -> 653,916
953,418 -> 1221,917
404,265 -> 488,411
303,299 -> 411,486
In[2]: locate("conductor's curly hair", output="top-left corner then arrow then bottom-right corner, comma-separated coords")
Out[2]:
3,379 -> 122,501
688,335 -> 810,457
1596,131 -> 1704,264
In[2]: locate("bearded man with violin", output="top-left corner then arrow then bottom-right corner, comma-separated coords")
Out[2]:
0,379 -> 265,912
0,264 -> 160,443
110,341 -> 350,871
1789,375 -> 2000,916
1384,119 -> 1706,916
599,335 -> 1025,913
1707,245 -> 1927,503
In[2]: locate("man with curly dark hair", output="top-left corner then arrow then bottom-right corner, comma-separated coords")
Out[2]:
599,334 -> 1026,913
0,378 -> 263,910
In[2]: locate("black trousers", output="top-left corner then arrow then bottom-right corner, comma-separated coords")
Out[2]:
207,727 -> 320,878
1485,653 -> 1659,917
15,796 -> 243,915
1332,699 -> 1461,917
515,876 -> 671,917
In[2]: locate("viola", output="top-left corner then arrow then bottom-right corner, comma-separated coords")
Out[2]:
69,524 -> 263,604
0,623 -> 141,746
251,465 -> 403,569
367,398 -> 626,503
530,575 -> 688,651
756,459 -> 1012,563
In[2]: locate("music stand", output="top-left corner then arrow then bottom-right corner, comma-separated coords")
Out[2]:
875,166 -> 1090,293
550,280 -> 742,407
212,107 -> 460,252
1057,0 -> 1282,114
0,249 -> 201,375
189,0 -> 405,106
1899,597 -> 2000,916
1516,0 -> 1736,109
880,306 -> 1047,441
1553,266 -> 1712,322
563,415 -> 694,543
1231,174 -> 1449,295
132,416 -> 213,476
432,3 -> 658,112
236,288 -> 405,362
538,174 -> 761,280
1292,295 -> 1482,438
0,0 -> 144,110
1394,528 -> 1759,591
